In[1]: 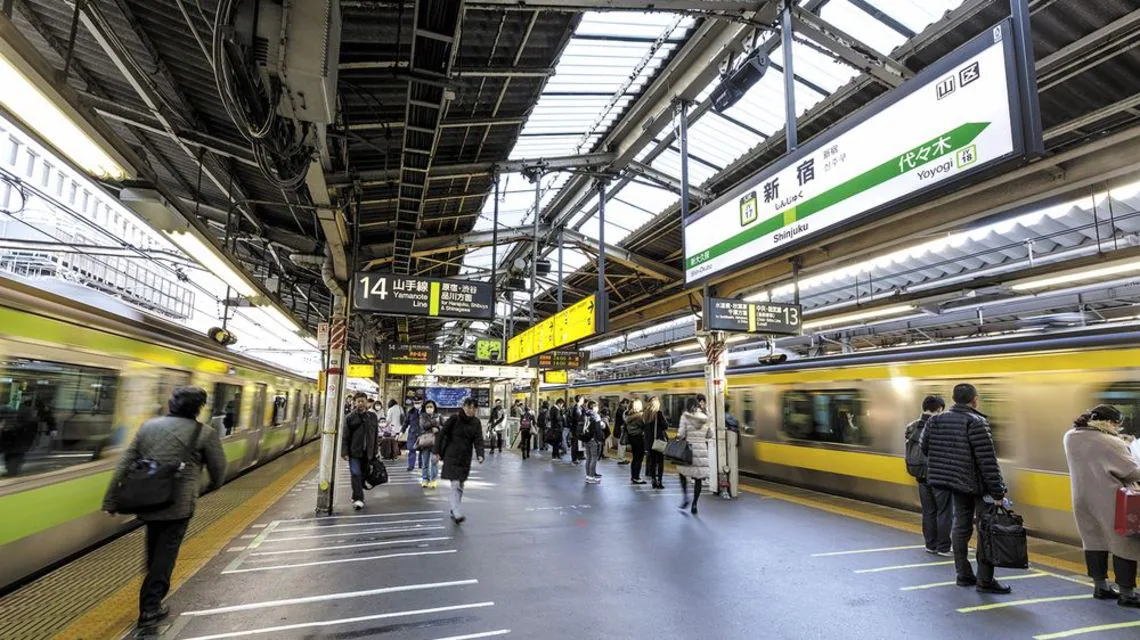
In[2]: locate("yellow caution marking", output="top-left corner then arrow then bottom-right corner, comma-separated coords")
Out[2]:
957,594 -> 1091,613
854,560 -> 955,574
901,572 -> 1049,591
811,544 -> 925,557
54,453 -> 317,640
1034,620 -> 1140,640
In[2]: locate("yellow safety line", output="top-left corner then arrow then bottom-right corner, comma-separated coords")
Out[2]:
54,453 -> 317,640
738,484 -> 1089,576
811,544 -> 926,557
957,594 -> 1092,613
901,572 -> 1050,591
1034,620 -> 1140,640
854,560 -> 955,574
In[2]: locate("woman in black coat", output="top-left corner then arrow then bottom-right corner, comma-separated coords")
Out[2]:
644,395 -> 670,489
434,397 -> 485,523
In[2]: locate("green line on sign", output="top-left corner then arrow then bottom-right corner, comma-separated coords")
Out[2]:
687,122 -> 991,270
429,281 -> 441,316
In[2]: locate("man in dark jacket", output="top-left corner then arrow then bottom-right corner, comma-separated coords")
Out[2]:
103,387 -> 226,629
537,400 -> 549,452
921,383 -> 1010,594
614,398 -> 630,465
569,395 -> 585,464
548,399 -> 565,459
435,397 -> 485,523
488,399 -> 505,454
341,392 -> 379,511
906,395 -> 950,556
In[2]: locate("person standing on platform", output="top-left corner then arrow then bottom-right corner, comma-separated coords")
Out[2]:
1063,404 -> 1140,608
537,400 -> 549,452
343,392 -> 380,510
435,397 -> 485,524
405,400 -> 422,472
549,399 -> 566,460
582,400 -> 604,483
644,396 -> 669,489
488,399 -> 505,455
613,398 -> 630,465
677,397 -> 712,514
599,403 -> 612,460
569,395 -> 585,464
418,400 -> 441,488
921,383 -> 1011,594
519,405 -> 534,460
625,399 -> 646,484
385,399 -> 403,435
905,395 -> 950,556
103,387 -> 226,630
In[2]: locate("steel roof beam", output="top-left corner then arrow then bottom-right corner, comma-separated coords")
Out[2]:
465,0 -> 762,12
1035,7 -> 1140,86
561,229 -> 682,281
360,225 -> 551,267
348,117 -> 526,131
626,160 -> 713,201
790,7 -> 912,88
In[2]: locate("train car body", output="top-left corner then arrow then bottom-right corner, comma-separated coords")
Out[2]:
0,277 -> 318,590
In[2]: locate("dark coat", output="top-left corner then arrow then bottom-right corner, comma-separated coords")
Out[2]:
435,412 -> 484,481
548,406 -> 565,430
341,409 -> 379,459
569,404 -> 584,435
103,416 -> 226,521
624,413 -> 645,438
648,411 -> 670,441
920,404 -> 1005,498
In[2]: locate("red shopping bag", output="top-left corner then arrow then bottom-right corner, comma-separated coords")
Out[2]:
1115,487 -> 1140,537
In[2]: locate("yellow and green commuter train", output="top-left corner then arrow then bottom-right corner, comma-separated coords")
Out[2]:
0,276 -> 318,591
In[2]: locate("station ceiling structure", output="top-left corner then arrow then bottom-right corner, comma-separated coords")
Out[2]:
3,0 -> 1140,366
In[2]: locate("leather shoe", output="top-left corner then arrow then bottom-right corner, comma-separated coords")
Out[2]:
1119,593 -> 1140,609
955,576 -> 977,587
976,580 -> 1012,594
137,604 -> 170,627
1094,586 -> 1121,600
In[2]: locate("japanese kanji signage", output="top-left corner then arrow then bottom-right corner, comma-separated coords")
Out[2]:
704,297 -> 801,336
529,350 -> 589,370
475,338 -> 502,361
683,20 -> 1040,285
506,295 -> 605,364
382,342 -> 439,365
354,273 -> 494,321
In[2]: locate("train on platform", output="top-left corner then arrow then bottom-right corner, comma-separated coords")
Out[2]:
532,328 -> 1140,545
0,275 -> 318,592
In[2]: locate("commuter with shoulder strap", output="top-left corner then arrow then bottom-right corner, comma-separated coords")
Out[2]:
905,395 -> 950,556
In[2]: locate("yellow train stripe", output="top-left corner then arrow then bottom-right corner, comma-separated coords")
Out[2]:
1034,620 -> 1140,640
54,454 -> 317,640
1013,469 -> 1074,512
755,442 -> 915,486
957,593 -> 1092,613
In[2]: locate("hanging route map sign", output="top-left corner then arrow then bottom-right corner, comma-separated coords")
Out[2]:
683,19 -> 1041,285
354,273 -> 494,321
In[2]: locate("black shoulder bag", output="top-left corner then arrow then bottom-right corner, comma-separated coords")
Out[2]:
111,421 -> 202,514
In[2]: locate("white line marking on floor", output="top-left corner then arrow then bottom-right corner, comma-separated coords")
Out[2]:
251,536 -> 451,556
179,602 -> 497,640
1033,620 -> 1140,639
812,545 -> 927,557
222,549 -> 458,574
431,630 -> 511,640
900,572 -> 1049,591
263,524 -> 446,543
957,593 -> 1092,613
238,534 -> 256,539
854,560 -> 956,573
226,547 -> 245,553
251,524 -> 267,528
182,579 -> 478,615
294,510 -> 443,522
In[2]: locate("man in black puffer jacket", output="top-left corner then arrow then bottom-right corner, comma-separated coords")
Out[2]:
921,383 -> 1010,594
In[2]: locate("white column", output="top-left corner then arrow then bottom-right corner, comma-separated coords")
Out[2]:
316,301 -> 348,515
703,331 -> 729,495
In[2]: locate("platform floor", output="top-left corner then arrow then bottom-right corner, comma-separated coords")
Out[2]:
101,448 -> 1137,640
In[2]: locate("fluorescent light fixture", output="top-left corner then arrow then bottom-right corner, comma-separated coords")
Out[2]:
1010,261 -> 1140,292
163,230 -> 257,296
801,304 -> 917,330
743,290 -> 770,303
669,341 -> 702,353
259,304 -> 302,335
726,334 -> 750,344
0,43 -> 129,180
608,352 -> 656,364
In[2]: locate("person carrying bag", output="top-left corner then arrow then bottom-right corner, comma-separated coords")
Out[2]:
977,502 -> 1029,569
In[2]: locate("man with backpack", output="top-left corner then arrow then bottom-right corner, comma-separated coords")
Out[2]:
905,395 -> 950,556
582,400 -> 603,483
568,395 -> 585,464
519,406 -> 534,460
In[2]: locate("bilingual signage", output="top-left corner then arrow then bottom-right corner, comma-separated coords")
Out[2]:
475,338 -> 502,361
382,342 -> 439,365
683,20 -> 1039,285
425,363 -> 535,379
529,350 -> 589,370
507,294 -> 605,363
354,273 -> 494,321
705,298 -> 801,336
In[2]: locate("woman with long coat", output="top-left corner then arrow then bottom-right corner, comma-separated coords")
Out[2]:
434,397 -> 485,524
644,396 -> 670,489
676,397 -> 712,514
624,399 -> 647,484
1063,404 -> 1140,608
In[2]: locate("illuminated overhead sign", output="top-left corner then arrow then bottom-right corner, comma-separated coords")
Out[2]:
529,350 -> 589,370
382,342 -> 439,365
389,364 -> 426,376
704,298 -> 801,336
543,370 -> 568,384
683,20 -> 1041,285
425,364 -> 535,379
354,273 -> 494,321
475,338 -> 502,361
346,364 -> 375,379
507,294 -> 605,363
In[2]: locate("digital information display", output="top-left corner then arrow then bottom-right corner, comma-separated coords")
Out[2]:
705,297 -> 802,336
543,370 -> 568,384
529,350 -> 589,370
382,342 -> 439,365
507,294 -> 605,363
355,273 -> 494,321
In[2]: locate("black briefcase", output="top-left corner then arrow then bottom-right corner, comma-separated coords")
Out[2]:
364,457 -> 389,490
977,504 -> 1030,569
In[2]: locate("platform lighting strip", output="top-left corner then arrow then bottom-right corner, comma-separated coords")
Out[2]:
1010,261 -> 1140,292
800,304 -> 918,330
163,230 -> 258,297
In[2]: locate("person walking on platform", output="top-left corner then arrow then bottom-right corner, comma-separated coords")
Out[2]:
582,400 -> 604,483
548,399 -> 566,459
435,397 -> 485,524
491,399 -> 507,454
385,399 -> 403,434
644,396 -> 669,489
519,405 -> 534,460
569,395 -> 585,464
677,397 -> 712,514
613,398 -> 630,465
921,383 -> 1011,594
625,399 -> 647,484
405,401 -> 422,472
905,395 -> 950,556
102,387 -> 226,630
343,392 -> 380,510
1064,404 -> 1140,607
537,400 -> 549,452
418,400 -> 441,488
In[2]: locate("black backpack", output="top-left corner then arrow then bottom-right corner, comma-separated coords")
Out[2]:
579,415 -> 599,442
537,409 -> 548,429
904,416 -> 928,480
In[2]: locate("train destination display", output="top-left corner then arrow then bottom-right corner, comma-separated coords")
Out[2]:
354,273 -> 494,321
382,342 -> 439,365
529,350 -> 589,370
705,298 -> 801,336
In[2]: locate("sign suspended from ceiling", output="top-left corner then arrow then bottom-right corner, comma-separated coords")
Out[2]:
704,298 -> 801,336
507,294 -> 605,364
543,370 -> 569,385
382,342 -> 439,365
354,273 -> 494,321
475,338 -> 502,361
386,363 -> 537,380
529,350 -> 589,370
683,19 -> 1042,286
346,364 -> 376,379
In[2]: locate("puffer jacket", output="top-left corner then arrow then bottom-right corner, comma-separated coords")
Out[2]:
103,416 -> 226,521
676,410 -> 712,479
342,409 -> 379,459
920,404 -> 1005,498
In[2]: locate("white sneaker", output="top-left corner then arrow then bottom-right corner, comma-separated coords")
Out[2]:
353,500 -> 364,510
586,476 -> 600,484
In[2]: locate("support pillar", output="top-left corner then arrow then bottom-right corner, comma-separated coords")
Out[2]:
701,330 -> 733,497
316,298 -> 348,515
781,0 -> 798,152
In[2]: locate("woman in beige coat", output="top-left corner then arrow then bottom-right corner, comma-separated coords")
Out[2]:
1063,404 -> 1140,608
676,397 -> 712,515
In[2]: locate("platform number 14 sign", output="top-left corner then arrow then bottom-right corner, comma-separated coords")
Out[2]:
359,275 -> 388,301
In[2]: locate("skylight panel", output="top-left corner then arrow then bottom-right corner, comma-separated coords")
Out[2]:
884,0 -> 965,34
820,0 -> 909,55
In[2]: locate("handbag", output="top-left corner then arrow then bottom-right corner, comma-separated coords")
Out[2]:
110,421 -> 202,514
664,439 -> 693,465
1115,486 -> 1140,537
364,457 -> 388,490
977,504 -> 1029,569
651,438 -> 667,454
396,429 -> 408,444
415,432 -> 436,451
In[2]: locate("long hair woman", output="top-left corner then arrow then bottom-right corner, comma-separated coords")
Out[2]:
625,399 -> 647,484
643,396 -> 668,489
676,396 -> 712,514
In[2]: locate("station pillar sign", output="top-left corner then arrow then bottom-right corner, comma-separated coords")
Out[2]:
704,297 -> 801,336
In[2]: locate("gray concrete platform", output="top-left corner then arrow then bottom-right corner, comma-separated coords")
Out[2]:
148,450 -> 1140,640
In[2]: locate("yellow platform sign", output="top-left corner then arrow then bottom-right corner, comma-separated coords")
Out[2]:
346,364 -> 375,379
507,294 -> 603,363
543,370 -> 568,384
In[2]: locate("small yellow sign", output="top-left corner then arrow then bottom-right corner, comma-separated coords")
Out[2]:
388,364 -> 427,376
543,370 -> 568,384
346,364 -> 375,379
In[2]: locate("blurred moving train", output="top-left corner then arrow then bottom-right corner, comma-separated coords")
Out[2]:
535,327 -> 1140,546
0,276 -> 318,591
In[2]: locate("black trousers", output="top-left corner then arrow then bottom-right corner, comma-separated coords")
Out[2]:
570,432 -> 581,461
679,475 -> 703,505
646,449 -> 664,483
491,432 -> 503,453
919,482 -> 952,552
628,434 -> 645,480
1086,550 -> 1138,588
350,456 -> 366,502
140,518 -> 189,616
520,431 -> 531,459
951,491 -> 994,583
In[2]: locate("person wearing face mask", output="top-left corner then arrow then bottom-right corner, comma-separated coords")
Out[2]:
417,401 -> 442,488
435,397 -> 485,524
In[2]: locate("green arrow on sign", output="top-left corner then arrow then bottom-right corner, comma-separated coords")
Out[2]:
687,122 -> 991,270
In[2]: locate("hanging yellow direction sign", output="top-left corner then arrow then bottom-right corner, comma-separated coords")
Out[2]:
346,364 -> 375,379
507,294 -> 605,364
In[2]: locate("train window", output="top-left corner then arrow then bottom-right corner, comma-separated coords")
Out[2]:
0,358 -> 119,478
210,383 -> 242,436
271,390 -> 289,425
781,389 -> 867,445
728,389 -> 755,434
1096,383 -> 1140,438
251,384 -> 268,428
660,394 -> 698,429
972,383 -> 1010,458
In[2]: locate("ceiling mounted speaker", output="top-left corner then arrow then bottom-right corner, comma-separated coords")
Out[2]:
535,258 -> 551,276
